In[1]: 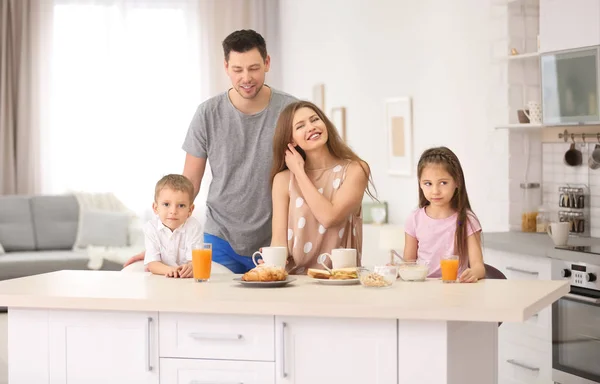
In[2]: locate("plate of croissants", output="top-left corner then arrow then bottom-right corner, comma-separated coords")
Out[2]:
234,266 -> 296,288
307,267 -> 360,285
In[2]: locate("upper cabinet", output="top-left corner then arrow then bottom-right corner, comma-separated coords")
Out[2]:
540,0 -> 600,52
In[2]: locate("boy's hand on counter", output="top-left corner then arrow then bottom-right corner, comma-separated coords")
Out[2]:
459,268 -> 478,283
165,266 -> 182,278
179,263 -> 193,278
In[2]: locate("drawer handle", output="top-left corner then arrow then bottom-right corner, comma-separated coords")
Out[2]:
146,317 -> 153,372
188,332 -> 244,341
189,381 -> 243,384
281,322 -> 288,378
506,359 -> 540,372
506,266 -> 539,276
189,382 -> 243,384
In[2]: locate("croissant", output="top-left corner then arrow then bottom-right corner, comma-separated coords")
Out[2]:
242,266 -> 288,282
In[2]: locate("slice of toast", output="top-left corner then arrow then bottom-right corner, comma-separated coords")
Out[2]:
307,267 -> 358,280
307,268 -> 331,279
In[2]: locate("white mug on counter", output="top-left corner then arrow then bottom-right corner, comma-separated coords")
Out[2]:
547,222 -> 570,246
319,248 -> 357,269
252,247 -> 287,268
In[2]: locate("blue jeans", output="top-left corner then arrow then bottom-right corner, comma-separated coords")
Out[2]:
204,233 -> 256,274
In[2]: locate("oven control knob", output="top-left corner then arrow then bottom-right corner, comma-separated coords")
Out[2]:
561,269 -> 572,278
585,273 -> 597,283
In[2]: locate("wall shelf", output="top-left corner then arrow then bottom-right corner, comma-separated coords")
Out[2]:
507,51 -> 540,60
495,123 -> 544,131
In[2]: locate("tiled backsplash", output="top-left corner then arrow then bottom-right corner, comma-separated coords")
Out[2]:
542,142 -> 600,237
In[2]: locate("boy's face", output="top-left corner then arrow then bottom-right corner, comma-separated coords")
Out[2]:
224,47 -> 270,100
153,188 -> 194,231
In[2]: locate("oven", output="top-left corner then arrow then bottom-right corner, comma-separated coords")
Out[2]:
552,259 -> 600,384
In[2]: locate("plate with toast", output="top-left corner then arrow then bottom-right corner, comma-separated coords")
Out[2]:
307,267 -> 360,285
234,266 -> 296,288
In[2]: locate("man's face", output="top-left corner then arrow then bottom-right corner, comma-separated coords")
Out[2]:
224,48 -> 270,100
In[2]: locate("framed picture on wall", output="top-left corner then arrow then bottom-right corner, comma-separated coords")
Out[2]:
312,83 -> 325,111
385,97 -> 413,176
330,107 -> 347,142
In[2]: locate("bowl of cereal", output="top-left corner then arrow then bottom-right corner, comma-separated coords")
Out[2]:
397,261 -> 429,282
357,266 -> 397,288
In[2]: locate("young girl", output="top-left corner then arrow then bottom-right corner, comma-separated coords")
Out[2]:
403,146 -> 485,283
269,100 -> 376,274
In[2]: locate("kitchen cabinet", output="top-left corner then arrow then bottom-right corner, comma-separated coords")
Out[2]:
484,248 -> 553,384
540,0 -> 600,52
160,359 -> 275,384
47,310 -> 159,384
274,316 -> 397,384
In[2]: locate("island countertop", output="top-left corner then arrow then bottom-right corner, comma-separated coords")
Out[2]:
0,270 -> 568,322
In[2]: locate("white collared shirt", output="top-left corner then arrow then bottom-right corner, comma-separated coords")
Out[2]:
143,216 -> 203,266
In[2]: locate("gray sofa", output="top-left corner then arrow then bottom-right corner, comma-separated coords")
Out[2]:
0,194 -> 123,281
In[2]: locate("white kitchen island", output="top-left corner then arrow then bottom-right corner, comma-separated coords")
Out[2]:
0,270 -> 568,384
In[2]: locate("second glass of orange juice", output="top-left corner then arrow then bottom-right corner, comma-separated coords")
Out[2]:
440,255 -> 459,283
192,243 -> 212,282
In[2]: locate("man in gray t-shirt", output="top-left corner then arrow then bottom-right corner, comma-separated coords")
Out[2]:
181,30 -> 296,273
123,30 -> 296,273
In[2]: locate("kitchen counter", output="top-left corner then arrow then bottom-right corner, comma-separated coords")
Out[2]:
484,231 -> 600,264
0,269 -> 567,323
0,270 -> 569,384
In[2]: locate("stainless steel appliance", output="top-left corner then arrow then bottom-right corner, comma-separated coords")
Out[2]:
541,46 -> 600,125
552,247 -> 600,384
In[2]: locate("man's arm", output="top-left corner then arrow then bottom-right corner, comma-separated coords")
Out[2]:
183,153 -> 207,200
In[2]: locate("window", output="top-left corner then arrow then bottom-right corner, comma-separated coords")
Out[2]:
43,0 -> 202,217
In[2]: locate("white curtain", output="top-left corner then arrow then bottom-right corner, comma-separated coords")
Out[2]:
41,0 -> 280,220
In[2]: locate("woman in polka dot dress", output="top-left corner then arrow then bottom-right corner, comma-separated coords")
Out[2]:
269,101 -> 376,274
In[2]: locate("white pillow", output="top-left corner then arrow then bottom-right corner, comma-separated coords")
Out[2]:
74,210 -> 130,249
0,242 -> 4,255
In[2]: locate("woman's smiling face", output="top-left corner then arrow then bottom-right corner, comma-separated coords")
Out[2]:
291,107 -> 328,151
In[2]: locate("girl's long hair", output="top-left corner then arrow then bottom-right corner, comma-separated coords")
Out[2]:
417,147 -> 479,268
270,100 -> 376,200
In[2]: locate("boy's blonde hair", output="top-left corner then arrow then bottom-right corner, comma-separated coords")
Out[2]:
154,174 -> 194,203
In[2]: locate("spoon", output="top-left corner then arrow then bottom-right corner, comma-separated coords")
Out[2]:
390,250 -> 405,264
317,253 -> 334,276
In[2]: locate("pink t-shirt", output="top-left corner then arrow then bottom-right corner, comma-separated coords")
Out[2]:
404,207 -> 481,278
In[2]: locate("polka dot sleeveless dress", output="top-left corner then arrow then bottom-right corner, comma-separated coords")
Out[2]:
286,161 -> 362,274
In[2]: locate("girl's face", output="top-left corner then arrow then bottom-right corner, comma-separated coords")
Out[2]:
290,107 -> 328,151
419,164 -> 457,208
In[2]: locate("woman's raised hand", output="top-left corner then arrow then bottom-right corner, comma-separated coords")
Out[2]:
285,144 -> 305,175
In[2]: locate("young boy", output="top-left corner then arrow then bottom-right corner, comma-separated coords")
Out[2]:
144,174 -> 202,278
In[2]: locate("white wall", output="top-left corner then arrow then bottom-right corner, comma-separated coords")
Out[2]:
278,0 -> 509,232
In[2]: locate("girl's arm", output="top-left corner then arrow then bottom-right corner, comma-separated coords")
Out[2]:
403,233 -> 418,262
294,161 -> 369,228
460,232 -> 486,282
270,171 -> 291,247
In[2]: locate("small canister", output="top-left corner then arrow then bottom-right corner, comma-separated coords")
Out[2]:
536,206 -> 549,233
521,182 -> 541,232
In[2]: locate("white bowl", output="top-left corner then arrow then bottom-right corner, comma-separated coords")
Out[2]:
397,262 -> 429,282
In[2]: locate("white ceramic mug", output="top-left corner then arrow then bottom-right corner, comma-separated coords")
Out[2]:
252,247 -> 287,268
319,248 -> 357,269
547,222 -> 570,246
523,101 -> 542,124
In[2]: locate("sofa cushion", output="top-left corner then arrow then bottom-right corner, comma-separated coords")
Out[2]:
0,250 -> 123,280
0,196 -> 36,251
76,210 -> 129,248
30,195 -> 79,250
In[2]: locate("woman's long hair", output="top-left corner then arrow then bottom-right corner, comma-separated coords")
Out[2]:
417,147 -> 479,268
270,100 -> 376,200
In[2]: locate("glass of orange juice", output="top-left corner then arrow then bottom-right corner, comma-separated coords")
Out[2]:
440,255 -> 459,283
192,243 -> 212,282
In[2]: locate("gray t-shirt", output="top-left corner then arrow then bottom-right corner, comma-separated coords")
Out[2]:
182,87 -> 297,256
